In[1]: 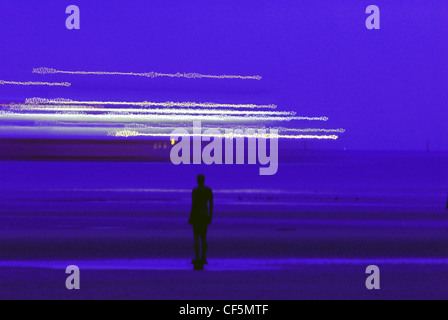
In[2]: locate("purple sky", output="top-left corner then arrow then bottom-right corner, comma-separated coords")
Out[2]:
0,0 -> 447,150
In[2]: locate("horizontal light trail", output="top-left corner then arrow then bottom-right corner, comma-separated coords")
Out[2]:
33,67 -> 262,81
25,121 -> 345,139
0,97 -> 342,141
0,80 -> 71,87
0,112 -> 329,123
25,97 -> 278,110
31,121 -> 345,134
113,130 -> 339,140
277,127 -> 346,134
9,104 -> 296,116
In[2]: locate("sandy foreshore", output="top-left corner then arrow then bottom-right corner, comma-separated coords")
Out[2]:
0,210 -> 447,299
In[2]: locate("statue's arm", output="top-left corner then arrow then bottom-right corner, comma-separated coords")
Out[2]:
209,190 -> 214,224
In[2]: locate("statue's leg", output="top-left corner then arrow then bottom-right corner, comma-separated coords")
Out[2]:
201,226 -> 208,263
193,226 -> 200,261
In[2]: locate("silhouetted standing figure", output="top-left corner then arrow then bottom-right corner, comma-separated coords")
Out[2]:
189,174 -> 213,265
